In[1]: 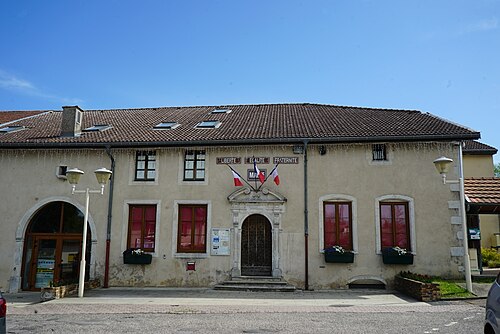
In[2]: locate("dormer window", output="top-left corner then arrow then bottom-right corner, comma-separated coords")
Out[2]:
0,126 -> 26,133
83,124 -> 112,132
195,120 -> 221,129
211,109 -> 232,114
154,122 -> 180,130
372,144 -> 387,161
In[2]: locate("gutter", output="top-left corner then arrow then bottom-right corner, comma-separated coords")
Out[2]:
0,133 -> 481,150
103,146 -> 115,288
303,140 -> 309,290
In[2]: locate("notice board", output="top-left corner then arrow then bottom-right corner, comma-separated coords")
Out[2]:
211,228 -> 230,255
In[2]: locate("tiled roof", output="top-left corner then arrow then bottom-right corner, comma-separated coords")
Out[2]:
465,178 -> 500,205
0,110 -> 47,125
463,140 -> 497,155
0,103 -> 480,148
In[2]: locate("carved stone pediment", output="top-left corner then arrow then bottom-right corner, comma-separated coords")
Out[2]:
227,187 -> 287,204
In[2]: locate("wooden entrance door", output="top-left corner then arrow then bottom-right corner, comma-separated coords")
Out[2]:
241,214 -> 272,276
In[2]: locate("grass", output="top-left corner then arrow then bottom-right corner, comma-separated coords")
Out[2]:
432,279 -> 475,299
399,270 -> 496,299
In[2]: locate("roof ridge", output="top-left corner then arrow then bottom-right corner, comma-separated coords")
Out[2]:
83,103 -> 423,113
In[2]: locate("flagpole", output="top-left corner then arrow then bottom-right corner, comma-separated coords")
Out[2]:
226,164 -> 255,190
257,163 -> 279,191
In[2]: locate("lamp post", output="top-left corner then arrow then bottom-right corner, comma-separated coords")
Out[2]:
66,167 -> 112,298
433,155 -> 473,293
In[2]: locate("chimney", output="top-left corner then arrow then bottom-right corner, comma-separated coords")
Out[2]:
61,106 -> 83,137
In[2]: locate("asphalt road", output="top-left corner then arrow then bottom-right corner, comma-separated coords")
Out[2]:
6,296 -> 486,334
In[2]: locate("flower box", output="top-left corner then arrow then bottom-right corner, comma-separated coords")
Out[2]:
123,248 -> 152,265
324,251 -> 355,263
382,247 -> 414,265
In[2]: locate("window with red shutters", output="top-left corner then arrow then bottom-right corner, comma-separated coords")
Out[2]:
127,205 -> 156,252
380,202 -> 410,250
323,202 -> 352,250
177,204 -> 207,253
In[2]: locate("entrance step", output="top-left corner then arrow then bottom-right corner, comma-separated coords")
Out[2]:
213,276 -> 296,292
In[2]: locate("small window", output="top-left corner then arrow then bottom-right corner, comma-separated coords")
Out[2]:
177,204 -> 207,253
56,165 -> 68,179
372,144 -> 387,161
380,202 -> 410,250
324,202 -> 353,250
154,122 -> 179,129
135,151 -> 156,181
211,109 -> 232,114
183,150 -> 205,181
0,126 -> 26,133
127,205 -> 157,252
195,120 -> 221,129
83,124 -> 112,132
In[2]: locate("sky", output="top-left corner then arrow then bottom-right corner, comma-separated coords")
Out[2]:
0,1 -> 499,162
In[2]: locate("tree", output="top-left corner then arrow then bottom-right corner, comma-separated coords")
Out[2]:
495,162 -> 500,177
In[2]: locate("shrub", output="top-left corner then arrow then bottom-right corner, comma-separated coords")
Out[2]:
399,271 -> 436,283
481,248 -> 500,267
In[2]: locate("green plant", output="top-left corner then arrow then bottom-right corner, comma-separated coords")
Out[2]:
433,279 -> 474,298
399,271 -> 436,283
481,248 -> 500,267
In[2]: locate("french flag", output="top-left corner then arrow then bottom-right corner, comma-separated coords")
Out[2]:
253,160 -> 265,183
272,166 -> 280,185
232,170 -> 243,186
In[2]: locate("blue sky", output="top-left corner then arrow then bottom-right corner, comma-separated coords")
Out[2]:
1,1 -> 499,161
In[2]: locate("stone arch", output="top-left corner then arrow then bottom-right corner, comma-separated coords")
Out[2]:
228,187 -> 286,278
9,196 -> 97,292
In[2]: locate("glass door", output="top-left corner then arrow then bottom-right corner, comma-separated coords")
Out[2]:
33,239 -> 57,288
59,239 -> 81,284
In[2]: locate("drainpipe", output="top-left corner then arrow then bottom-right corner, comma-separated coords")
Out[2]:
104,146 -> 115,288
303,140 -> 309,290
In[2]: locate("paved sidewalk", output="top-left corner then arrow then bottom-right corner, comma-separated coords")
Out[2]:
4,283 -> 490,311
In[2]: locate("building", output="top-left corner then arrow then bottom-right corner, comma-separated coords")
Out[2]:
0,104 -> 481,292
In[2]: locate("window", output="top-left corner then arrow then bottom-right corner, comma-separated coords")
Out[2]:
177,204 -> 207,253
211,109 -> 232,114
56,165 -> 68,179
154,122 -> 179,129
323,202 -> 352,250
135,151 -> 156,181
380,202 -> 410,250
195,120 -> 221,128
183,150 -> 205,181
83,124 -> 112,132
372,144 -> 387,161
0,125 -> 26,133
127,205 -> 156,252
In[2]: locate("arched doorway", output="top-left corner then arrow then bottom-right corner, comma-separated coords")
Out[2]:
241,214 -> 272,276
21,201 -> 89,290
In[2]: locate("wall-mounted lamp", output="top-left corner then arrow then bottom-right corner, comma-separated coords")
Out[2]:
293,145 -> 304,154
319,145 -> 327,156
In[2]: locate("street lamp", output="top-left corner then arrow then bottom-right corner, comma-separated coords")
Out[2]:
66,167 -> 112,298
433,156 -> 473,293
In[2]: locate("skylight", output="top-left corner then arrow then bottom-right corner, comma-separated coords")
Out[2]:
83,124 -> 112,132
196,120 -> 221,129
154,122 -> 180,129
0,126 -> 26,133
211,109 -> 232,114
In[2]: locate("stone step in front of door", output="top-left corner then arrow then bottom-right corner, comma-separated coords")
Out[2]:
213,276 -> 296,292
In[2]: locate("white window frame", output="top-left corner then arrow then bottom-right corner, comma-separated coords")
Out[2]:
375,194 -> 416,255
129,150 -> 159,185
319,194 -> 358,254
367,143 -> 393,166
178,150 -> 209,185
